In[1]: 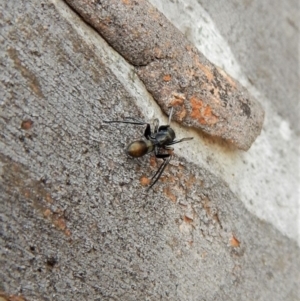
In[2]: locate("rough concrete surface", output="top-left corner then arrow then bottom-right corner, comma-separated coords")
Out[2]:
149,0 -> 300,252
65,0 -> 265,151
0,0 -> 299,301
197,0 -> 300,135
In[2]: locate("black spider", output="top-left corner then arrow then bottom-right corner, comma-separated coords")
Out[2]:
104,108 -> 193,189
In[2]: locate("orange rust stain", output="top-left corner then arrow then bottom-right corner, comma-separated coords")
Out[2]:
163,74 -> 172,82
194,59 -> 214,82
64,229 -> 71,237
185,175 -> 196,188
23,189 -> 31,198
217,66 -> 237,89
149,156 -> 157,167
177,164 -> 185,171
160,176 -> 168,183
8,48 -> 44,98
148,5 -> 160,20
154,47 -> 163,59
230,235 -> 240,247
10,295 -> 27,301
162,175 -> 176,184
185,45 -> 193,52
163,186 -> 177,202
43,208 -> 52,218
0,293 -> 27,301
53,217 -> 66,231
169,97 -> 184,107
45,193 -> 54,203
43,207 -> 71,236
184,215 -> 193,223
177,107 -> 187,121
190,96 -> 219,125
140,176 -> 151,186
122,0 -> 131,5
169,94 -> 187,121
21,119 -> 33,130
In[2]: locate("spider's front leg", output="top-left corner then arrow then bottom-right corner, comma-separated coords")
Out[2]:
143,123 -> 152,140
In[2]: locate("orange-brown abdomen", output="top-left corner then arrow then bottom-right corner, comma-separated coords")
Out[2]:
126,140 -> 153,157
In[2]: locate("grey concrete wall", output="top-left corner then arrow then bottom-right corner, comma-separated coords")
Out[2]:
0,0 -> 299,300
149,0 -> 300,246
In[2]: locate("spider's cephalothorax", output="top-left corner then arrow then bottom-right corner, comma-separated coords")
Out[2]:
104,108 -> 193,189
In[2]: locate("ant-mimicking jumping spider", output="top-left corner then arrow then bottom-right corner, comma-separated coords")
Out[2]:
104,108 -> 193,189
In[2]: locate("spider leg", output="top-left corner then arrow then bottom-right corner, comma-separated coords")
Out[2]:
147,152 -> 171,190
168,107 -> 174,125
167,137 -> 193,146
103,120 -> 149,126
124,117 -> 147,123
144,124 -> 152,140
153,118 -> 159,134
103,119 -> 153,140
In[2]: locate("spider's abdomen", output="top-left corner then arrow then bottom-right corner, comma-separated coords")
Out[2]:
126,140 -> 154,157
